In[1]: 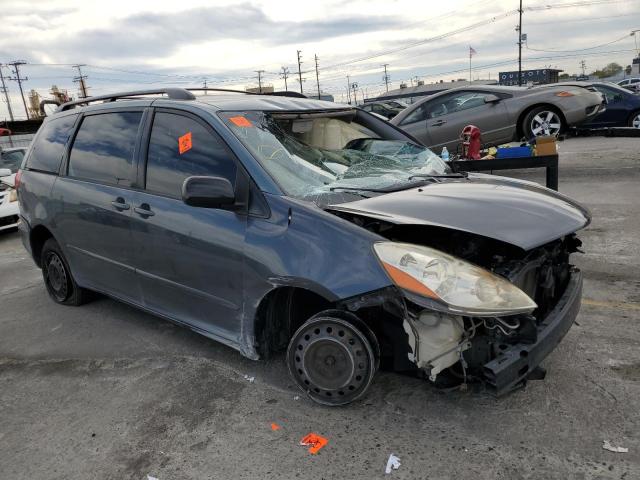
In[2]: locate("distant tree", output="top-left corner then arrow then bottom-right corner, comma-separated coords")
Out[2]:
559,73 -> 570,79
625,65 -> 632,75
590,63 -> 623,78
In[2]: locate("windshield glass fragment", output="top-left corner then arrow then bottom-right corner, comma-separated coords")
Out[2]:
220,111 -> 450,203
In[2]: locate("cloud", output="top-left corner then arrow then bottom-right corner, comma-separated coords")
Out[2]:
52,4 -> 401,60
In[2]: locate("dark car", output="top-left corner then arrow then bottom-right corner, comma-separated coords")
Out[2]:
360,101 -> 405,120
16,88 -> 589,405
578,82 -> 640,128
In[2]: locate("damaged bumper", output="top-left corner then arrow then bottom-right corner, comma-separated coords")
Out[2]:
483,268 -> 582,396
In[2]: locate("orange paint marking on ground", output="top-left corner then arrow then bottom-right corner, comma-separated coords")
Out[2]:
300,433 -> 328,454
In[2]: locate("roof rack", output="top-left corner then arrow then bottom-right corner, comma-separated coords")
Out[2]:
57,88 -> 197,112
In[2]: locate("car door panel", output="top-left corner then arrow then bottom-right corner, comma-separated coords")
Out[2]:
55,110 -> 144,302
129,109 -> 246,341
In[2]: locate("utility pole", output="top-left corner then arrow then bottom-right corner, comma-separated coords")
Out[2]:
0,64 -> 15,122
382,64 -> 390,93
72,64 -> 89,98
314,54 -> 321,100
580,60 -> 587,76
632,30 -> 640,58
346,75 -> 352,104
517,0 -> 523,86
203,78 -> 208,94
254,70 -> 265,93
296,50 -> 304,94
280,67 -> 290,91
351,82 -> 358,106
7,61 -> 29,120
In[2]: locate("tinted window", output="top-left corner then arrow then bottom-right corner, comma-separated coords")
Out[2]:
146,112 -> 236,198
399,104 -> 428,125
68,112 -> 142,185
426,91 -> 486,119
26,115 -> 76,173
0,150 -> 25,173
594,85 -> 625,104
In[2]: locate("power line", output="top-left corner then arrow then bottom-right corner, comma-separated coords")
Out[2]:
525,34 -> 630,53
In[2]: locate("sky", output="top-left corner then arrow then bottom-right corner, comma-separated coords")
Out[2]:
1,0 -> 639,120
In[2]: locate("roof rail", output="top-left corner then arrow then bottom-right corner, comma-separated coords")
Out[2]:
186,87 -> 255,95
57,88 -> 196,112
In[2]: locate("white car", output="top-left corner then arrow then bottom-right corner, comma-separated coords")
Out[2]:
0,168 -> 19,232
617,78 -> 640,93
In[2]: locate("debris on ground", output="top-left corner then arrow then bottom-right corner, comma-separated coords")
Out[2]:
293,395 -> 300,401
147,475 -> 158,480
271,423 -> 281,431
243,374 -> 255,383
300,433 -> 328,454
385,454 -> 401,474
603,440 -> 629,453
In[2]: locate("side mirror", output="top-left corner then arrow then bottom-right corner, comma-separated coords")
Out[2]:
182,176 -> 235,209
484,94 -> 501,104
0,168 -> 12,178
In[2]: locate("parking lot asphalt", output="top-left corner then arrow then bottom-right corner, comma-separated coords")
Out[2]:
1,136 -> 639,480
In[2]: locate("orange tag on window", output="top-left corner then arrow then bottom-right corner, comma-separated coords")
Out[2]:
178,132 -> 192,154
229,116 -> 253,127
300,433 -> 328,454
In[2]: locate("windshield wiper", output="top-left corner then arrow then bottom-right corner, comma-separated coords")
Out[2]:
408,172 -> 468,180
330,179 -> 431,194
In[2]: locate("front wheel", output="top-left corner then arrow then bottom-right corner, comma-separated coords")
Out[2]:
522,107 -> 564,138
287,314 -> 377,406
41,238 -> 89,306
628,111 -> 640,128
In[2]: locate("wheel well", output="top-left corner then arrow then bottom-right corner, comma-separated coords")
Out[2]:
516,103 -> 566,139
628,109 -> 640,125
254,287 -> 333,358
30,225 -> 54,268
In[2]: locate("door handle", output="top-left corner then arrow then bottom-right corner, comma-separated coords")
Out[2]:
111,198 -> 130,211
134,204 -> 155,217
432,120 -> 447,127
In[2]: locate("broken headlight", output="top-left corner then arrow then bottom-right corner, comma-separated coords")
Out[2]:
373,242 -> 536,317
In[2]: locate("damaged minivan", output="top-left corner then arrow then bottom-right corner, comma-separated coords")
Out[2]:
17,89 -> 589,405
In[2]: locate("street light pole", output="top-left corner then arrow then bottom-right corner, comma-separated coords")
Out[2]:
517,0 -> 523,86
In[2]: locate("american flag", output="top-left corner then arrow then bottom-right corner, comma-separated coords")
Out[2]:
469,46 -> 477,57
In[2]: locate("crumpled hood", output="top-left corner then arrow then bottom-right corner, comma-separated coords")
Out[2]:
327,175 -> 591,250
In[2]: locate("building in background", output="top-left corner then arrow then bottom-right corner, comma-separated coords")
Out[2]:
499,69 -> 562,86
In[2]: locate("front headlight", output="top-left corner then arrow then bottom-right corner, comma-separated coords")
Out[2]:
9,190 -> 18,202
373,242 -> 536,317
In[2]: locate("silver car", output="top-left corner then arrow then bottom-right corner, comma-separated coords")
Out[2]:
391,85 -> 604,153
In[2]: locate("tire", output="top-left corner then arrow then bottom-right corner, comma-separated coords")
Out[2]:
628,111 -> 640,129
287,314 -> 378,406
41,238 -> 89,306
522,106 -> 564,139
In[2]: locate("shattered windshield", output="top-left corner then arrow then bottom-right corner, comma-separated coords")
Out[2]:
220,111 -> 449,204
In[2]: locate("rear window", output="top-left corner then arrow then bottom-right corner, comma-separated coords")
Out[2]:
68,112 -> 143,186
26,115 -> 77,173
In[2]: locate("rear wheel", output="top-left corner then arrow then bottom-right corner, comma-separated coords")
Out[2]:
629,111 -> 640,128
522,106 -> 564,138
287,314 -> 377,406
41,238 -> 88,306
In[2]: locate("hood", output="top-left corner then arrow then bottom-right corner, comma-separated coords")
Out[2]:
326,175 -> 591,251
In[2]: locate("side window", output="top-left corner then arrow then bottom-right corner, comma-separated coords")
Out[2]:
26,115 -> 76,173
68,112 -> 143,185
0,151 -> 25,173
426,91 -> 486,119
399,104 -> 428,125
595,86 -> 621,104
145,112 -> 237,198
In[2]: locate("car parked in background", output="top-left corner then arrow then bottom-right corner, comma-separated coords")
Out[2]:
0,167 -> 19,232
391,84 -> 604,153
557,82 -> 640,129
617,77 -> 640,93
17,88 -> 588,405
1,147 -> 28,173
360,101 -> 405,120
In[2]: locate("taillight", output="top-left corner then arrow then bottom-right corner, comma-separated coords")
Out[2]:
14,169 -> 22,189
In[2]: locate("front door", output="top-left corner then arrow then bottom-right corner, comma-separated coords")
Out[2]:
424,91 -> 510,153
129,109 -> 246,341
55,110 -> 144,302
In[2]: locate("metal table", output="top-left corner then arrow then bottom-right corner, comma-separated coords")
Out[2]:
449,154 -> 559,191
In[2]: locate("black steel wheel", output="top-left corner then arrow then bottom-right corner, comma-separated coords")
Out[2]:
41,238 -> 88,306
287,315 -> 377,406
